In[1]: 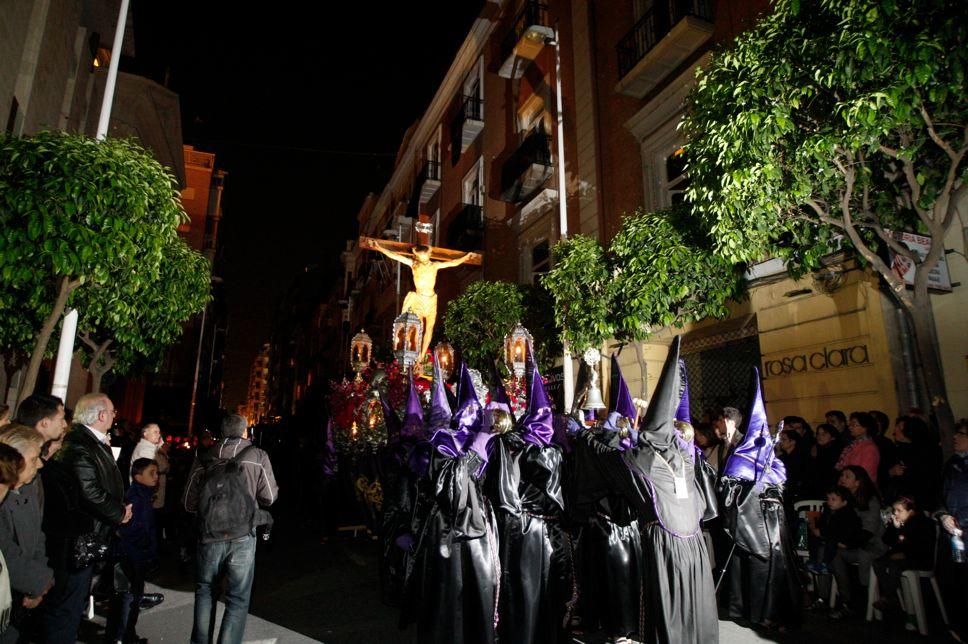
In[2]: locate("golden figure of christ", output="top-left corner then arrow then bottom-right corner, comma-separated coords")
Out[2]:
360,237 -> 482,359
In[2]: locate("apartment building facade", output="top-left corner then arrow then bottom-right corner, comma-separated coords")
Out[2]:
327,0 -> 967,426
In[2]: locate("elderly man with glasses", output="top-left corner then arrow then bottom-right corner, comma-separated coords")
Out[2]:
40,393 -> 131,644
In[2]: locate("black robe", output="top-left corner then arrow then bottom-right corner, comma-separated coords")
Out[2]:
568,429 -> 645,639
485,432 -> 574,643
586,431 -> 719,644
404,446 -> 500,644
379,437 -> 428,606
718,478 -> 803,627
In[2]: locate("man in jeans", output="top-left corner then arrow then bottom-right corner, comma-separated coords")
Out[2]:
183,414 -> 277,644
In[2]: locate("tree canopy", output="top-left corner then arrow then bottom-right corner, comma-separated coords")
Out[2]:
681,0 -> 967,440
444,280 -> 560,373
608,205 -> 746,342
0,131 -> 196,400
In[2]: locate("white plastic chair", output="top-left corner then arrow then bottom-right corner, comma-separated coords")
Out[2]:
866,520 -> 950,636
899,523 -> 950,636
794,499 -> 827,598
793,499 -> 824,560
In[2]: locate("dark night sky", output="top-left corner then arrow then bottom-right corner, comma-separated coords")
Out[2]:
135,2 -> 484,408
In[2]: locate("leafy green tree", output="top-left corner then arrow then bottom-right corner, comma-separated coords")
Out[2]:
540,235 -> 613,354
0,132 -> 184,402
75,237 -> 211,392
682,0 -> 966,442
444,280 -> 559,373
608,205 -> 746,341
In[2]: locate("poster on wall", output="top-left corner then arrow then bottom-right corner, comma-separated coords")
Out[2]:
887,231 -> 952,292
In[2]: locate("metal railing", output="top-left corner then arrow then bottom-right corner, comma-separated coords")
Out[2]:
446,204 -> 485,251
460,94 -> 483,122
617,0 -> 713,79
420,159 -> 441,182
501,1 -> 551,62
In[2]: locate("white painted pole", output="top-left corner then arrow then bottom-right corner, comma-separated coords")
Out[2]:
96,0 -> 129,141
551,24 -> 575,412
50,309 -> 78,403
51,0 -> 129,400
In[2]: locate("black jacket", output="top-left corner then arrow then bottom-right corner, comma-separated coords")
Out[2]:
50,424 -> 125,540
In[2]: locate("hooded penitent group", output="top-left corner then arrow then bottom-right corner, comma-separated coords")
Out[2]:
376,336 -> 801,644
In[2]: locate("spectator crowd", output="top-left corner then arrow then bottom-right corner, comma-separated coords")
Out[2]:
0,395 -> 277,644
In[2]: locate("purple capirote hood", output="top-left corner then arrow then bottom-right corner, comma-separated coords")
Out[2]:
722,367 -> 786,486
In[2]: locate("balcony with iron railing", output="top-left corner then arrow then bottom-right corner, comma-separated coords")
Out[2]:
499,124 -> 554,203
446,203 -> 485,252
498,1 -> 555,79
615,0 -> 714,98
418,158 -> 441,203
453,94 -> 485,154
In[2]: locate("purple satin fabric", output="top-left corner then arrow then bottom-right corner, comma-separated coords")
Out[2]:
520,356 -> 554,447
402,372 -> 424,438
675,359 -> 692,425
430,428 -> 464,459
610,354 -> 637,420
603,411 -> 637,452
722,367 -> 787,486
521,405 -> 554,447
322,419 -> 338,478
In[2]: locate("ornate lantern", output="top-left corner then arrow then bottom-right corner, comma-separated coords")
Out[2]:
434,340 -> 455,381
393,310 -> 423,368
350,330 -> 373,379
581,347 -> 607,411
503,323 -> 534,378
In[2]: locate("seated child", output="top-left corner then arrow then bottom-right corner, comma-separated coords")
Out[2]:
872,496 -> 935,612
106,457 -> 159,644
807,486 -> 866,574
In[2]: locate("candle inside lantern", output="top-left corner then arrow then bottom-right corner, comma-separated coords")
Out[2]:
351,421 -> 358,438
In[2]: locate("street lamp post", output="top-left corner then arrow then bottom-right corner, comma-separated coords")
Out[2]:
548,23 -> 575,412
50,0 -> 130,404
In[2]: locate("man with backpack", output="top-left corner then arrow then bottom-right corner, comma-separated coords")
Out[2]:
183,414 -> 277,644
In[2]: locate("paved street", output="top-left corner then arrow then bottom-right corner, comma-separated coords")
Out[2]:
73,521 -> 949,644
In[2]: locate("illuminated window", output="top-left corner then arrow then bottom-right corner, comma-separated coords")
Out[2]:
664,147 -> 689,205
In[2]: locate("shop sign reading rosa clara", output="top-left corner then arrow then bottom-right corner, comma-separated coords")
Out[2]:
763,344 -> 870,377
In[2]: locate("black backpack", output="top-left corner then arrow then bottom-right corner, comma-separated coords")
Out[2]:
197,446 -> 257,543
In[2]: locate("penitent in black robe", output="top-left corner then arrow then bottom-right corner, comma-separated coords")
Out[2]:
485,432 -> 574,644
719,479 -> 803,626
585,429 -> 719,643
379,438 -> 429,606
568,429 -> 645,639
404,446 -> 500,644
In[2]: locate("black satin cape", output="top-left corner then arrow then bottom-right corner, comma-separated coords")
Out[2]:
585,429 -> 719,644
718,479 -> 803,626
485,431 -> 574,643
404,446 -> 500,644
568,429 -> 644,639
379,437 -> 427,606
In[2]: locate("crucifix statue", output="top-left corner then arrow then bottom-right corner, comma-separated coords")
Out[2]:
360,215 -> 483,360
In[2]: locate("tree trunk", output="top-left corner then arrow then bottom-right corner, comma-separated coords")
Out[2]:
80,335 -> 114,395
90,367 -> 105,394
905,288 -> 957,457
18,276 -> 77,407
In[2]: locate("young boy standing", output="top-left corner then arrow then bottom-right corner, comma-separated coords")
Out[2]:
107,458 -> 159,644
